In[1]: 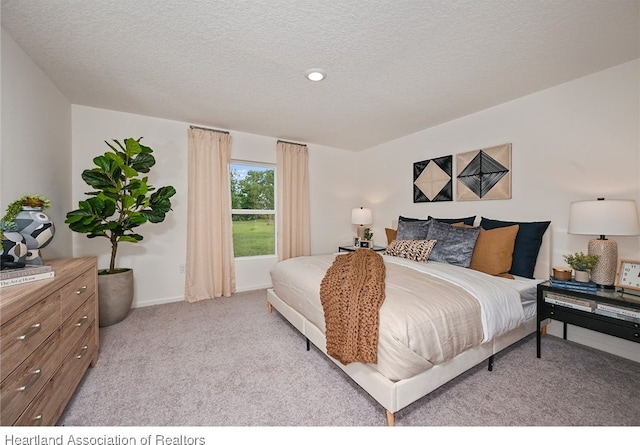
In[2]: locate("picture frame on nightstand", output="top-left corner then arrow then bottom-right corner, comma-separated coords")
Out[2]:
353,237 -> 360,247
615,259 -> 640,292
359,240 -> 371,249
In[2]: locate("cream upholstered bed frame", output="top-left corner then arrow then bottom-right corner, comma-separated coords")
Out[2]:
266,226 -> 551,426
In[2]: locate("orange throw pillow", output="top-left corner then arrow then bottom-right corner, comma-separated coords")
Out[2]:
470,225 -> 519,278
385,228 -> 397,244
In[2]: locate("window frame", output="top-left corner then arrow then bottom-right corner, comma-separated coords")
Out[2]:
230,160 -> 277,259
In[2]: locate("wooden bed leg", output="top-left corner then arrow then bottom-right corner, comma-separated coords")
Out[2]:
488,355 -> 494,371
386,411 -> 395,426
541,325 -> 547,335
267,302 -> 273,313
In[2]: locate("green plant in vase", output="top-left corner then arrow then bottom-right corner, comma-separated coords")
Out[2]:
65,137 -> 176,326
563,252 -> 599,272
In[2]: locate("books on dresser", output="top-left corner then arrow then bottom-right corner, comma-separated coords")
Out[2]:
0,265 -> 55,288
0,264 -> 52,279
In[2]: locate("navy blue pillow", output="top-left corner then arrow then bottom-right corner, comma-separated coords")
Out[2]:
479,217 -> 550,279
428,215 -> 476,226
398,215 -> 427,222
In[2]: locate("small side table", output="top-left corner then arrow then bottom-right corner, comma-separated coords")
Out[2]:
536,281 -> 640,358
338,245 -> 386,253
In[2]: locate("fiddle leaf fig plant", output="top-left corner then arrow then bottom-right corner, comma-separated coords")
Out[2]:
65,138 -> 176,274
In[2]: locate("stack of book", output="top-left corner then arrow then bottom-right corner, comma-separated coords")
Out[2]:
544,293 -> 596,312
549,278 -> 597,292
595,302 -> 640,323
0,264 -> 55,288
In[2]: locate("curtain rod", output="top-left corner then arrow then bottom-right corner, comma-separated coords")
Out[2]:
189,125 -> 229,134
277,139 -> 307,147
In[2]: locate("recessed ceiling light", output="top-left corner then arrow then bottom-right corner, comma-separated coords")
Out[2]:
305,69 -> 326,82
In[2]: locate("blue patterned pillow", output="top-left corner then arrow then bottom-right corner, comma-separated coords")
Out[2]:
480,217 -> 551,278
426,220 -> 480,267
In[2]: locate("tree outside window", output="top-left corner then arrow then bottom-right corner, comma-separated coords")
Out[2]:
230,162 -> 275,257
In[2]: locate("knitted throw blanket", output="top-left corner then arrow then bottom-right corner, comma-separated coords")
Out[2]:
320,249 -> 386,365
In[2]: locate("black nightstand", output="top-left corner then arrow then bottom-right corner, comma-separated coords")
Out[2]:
338,245 -> 386,253
536,281 -> 640,358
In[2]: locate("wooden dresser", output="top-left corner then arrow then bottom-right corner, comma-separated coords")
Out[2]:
0,257 -> 99,425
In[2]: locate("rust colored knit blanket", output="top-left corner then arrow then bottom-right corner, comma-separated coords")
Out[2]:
319,249 -> 386,365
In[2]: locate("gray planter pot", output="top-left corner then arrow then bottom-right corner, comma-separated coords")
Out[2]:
98,269 -> 134,327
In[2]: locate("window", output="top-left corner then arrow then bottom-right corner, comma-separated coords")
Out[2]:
230,162 -> 275,257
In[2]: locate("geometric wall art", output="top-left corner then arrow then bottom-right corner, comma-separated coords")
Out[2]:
456,143 -> 511,201
413,155 -> 453,203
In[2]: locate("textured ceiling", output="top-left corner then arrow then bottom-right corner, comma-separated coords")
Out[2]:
2,0 -> 639,151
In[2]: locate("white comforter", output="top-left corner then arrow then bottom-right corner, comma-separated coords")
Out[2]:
383,256 -> 526,342
270,253 -> 535,381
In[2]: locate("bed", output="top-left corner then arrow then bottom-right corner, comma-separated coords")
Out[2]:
267,217 -> 552,426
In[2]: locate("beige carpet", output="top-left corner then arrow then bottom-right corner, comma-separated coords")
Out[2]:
58,289 -> 640,427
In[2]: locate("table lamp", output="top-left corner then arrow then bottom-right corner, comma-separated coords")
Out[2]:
568,198 -> 640,288
352,207 -> 372,240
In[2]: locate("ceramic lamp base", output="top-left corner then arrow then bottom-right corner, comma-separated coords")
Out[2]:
588,238 -> 617,288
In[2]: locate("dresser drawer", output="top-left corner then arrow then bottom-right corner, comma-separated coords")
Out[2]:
60,268 -> 96,319
60,294 -> 96,353
15,322 -> 97,425
0,329 -> 60,425
15,322 -> 96,426
0,293 -> 60,381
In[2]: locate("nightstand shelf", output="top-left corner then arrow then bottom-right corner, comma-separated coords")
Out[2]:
536,281 -> 640,358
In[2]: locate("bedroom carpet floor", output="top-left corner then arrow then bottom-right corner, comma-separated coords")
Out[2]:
58,288 -> 640,427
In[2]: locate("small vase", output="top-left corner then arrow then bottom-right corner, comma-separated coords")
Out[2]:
14,206 -> 55,265
574,270 -> 590,283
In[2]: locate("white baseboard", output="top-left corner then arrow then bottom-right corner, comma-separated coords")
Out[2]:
132,295 -> 184,309
235,283 -> 271,293
546,320 -> 640,363
132,285 -> 270,310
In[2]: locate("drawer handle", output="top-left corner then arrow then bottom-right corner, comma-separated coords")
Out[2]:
75,315 -> 89,327
33,414 -> 43,425
17,369 -> 41,392
634,333 -> 639,338
75,345 -> 89,359
17,323 -> 41,341
76,285 -> 88,295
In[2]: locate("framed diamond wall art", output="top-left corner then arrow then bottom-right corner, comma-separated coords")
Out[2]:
413,155 -> 452,203
456,143 -> 511,201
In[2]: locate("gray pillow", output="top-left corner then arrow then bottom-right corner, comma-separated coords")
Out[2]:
426,220 -> 480,267
396,219 -> 431,240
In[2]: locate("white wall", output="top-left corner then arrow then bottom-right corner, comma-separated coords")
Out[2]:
71,106 -> 358,306
360,60 -> 640,262
358,60 -> 640,360
1,29 -> 73,259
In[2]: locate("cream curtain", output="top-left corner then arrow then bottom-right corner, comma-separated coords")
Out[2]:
277,141 -> 311,261
185,127 -> 236,301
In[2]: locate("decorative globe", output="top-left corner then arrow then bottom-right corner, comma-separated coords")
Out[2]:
1,231 -> 28,265
14,207 -> 55,265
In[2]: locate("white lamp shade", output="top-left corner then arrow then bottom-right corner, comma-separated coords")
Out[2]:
568,199 -> 640,236
351,207 -> 372,225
